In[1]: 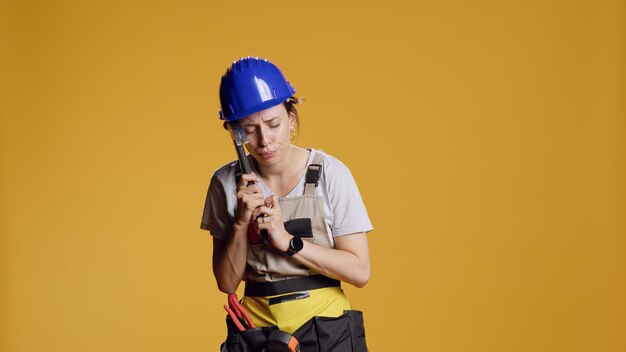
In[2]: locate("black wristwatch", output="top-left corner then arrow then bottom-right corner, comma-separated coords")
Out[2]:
286,236 -> 304,256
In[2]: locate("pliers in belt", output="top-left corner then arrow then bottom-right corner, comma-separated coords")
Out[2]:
223,293 -> 256,332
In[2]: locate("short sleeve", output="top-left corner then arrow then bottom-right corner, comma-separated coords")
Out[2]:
200,173 -> 233,240
324,156 -> 373,236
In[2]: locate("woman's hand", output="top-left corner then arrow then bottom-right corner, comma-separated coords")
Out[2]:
235,173 -> 265,227
251,195 -> 292,251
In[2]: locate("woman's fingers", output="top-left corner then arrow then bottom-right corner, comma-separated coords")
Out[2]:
238,172 -> 260,188
243,196 -> 265,212
255,214 -> 276,229
251,205 -> 272,219
265,195 -> 279,209
253,216 -> 270,225
254,212 -> 290,251
235,173 -> 264,223
237,183 -> 261,196
237,182 -> 263,212
250,195 -> 282,223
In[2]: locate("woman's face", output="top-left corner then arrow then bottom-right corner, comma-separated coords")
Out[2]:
239,103 -> 295,166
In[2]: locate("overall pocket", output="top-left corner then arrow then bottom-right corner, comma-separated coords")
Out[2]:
221,316 -> 278,352
292,310 -> 368,352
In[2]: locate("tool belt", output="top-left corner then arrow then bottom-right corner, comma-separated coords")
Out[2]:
220,310 -> 368,352
244,275 -> 340,297
220,276 -> 367,352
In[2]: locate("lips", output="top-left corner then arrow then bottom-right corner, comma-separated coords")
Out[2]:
258,150 -> 275,159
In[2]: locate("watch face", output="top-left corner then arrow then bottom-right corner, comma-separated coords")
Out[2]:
291,236 -> 304,251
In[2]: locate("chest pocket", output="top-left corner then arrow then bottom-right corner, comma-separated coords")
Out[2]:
284,218 -> 313,238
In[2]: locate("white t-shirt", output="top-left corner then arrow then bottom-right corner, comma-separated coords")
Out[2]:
200,149 -> 373,242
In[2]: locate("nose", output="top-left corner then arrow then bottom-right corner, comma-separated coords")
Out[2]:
257,125 -> 270,147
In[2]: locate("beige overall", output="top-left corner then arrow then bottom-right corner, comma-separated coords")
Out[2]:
241,151 -> 352,333
246,151 -> 333,282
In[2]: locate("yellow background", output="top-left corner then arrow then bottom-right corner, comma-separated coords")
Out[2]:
1,0 -> 624,351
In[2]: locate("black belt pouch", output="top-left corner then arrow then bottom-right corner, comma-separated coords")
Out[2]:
292,310 -> 368,352
220,316 -> 277,352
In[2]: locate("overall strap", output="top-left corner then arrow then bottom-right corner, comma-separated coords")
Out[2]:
304,150 -> 325,196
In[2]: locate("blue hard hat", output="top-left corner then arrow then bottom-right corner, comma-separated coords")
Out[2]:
219,57 -> 296,122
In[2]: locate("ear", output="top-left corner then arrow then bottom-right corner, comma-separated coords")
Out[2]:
288,113 -> 295,129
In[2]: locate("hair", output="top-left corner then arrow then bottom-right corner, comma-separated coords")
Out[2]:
284,96 -> 301,139
222,97 -> 304,140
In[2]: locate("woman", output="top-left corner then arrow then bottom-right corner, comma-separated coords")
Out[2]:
201,57 -> 372,351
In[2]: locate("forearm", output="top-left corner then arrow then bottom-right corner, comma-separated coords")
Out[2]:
288,236 -> 370,288
212,223 -> 249,293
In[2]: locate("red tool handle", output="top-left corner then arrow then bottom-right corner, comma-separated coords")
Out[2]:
228,293 -> 256,328
223,304 -> 246,332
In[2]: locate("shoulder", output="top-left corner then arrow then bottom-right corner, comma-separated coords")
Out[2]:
209,159 -> 239,189
311,149 -> 353,178
307,149 -> 356,192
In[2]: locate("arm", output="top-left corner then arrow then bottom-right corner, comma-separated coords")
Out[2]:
288,232 -> 371,288
211,223 -> 248,293
253,197 -> 371,288
212,173 -> 265,293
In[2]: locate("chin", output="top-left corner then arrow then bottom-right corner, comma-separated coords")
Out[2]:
256,156 -> 279,166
